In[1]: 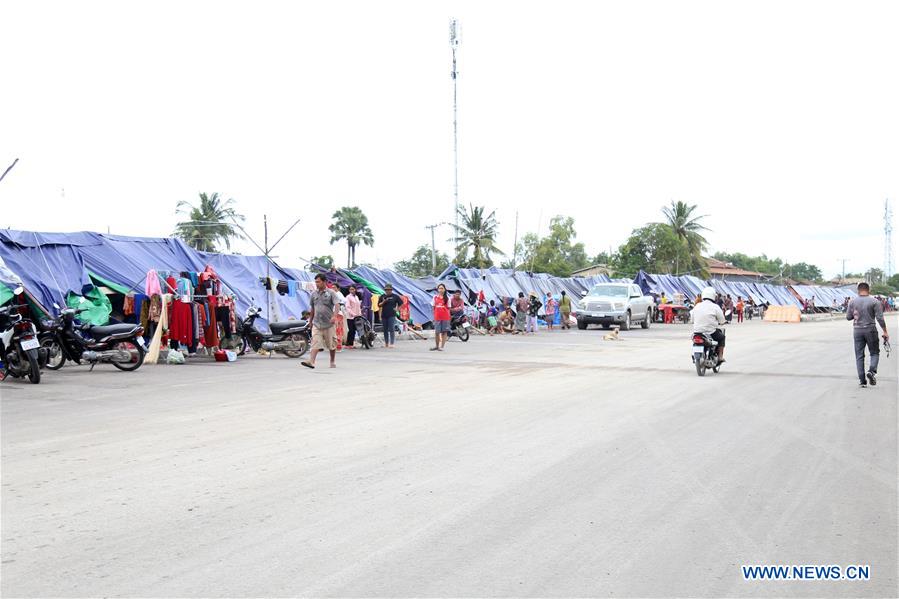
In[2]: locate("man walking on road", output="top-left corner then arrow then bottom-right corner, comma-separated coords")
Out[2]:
847,282 -> 890,387
302,274 -> 342,369
559,290 -> 572,329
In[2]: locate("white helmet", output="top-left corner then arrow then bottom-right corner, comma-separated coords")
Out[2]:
701,287 -> 717,301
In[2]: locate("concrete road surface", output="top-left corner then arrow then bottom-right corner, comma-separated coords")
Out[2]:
2,316 -> 896,597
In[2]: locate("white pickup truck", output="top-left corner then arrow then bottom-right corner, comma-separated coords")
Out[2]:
575,283 -> 655,331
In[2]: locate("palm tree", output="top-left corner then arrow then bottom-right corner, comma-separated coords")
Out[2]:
451,204 -> 505,268
661,200 -> 710,275
329,206 -> 374,267
175,192 -> 245,252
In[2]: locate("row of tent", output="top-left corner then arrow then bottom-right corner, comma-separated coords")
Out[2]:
0,229 -> 856,329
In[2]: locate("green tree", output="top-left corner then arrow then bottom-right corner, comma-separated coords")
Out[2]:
518,216 -> 590,276
887,274 -> 899,289
394,245 -> 450,278
307,255 -> 334,270
612,223 -> 689,277
870,283 -> 896,296
174,192 -> 245,252
865,267 -> 884,283
661,200 -> 710,275
712,252 -> 786,276
451,204 -> 505,268
593,251 -> 613,266
786,262 -> 823,282
329,206 -> 374,268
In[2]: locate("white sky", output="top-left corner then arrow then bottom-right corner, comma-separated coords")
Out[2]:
2,1 -> 897,279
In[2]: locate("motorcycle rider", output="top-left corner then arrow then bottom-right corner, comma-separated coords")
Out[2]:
691,286 -> 727,363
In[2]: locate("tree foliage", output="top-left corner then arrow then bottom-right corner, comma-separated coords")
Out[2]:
329,206 -> 374,268
174,192 -> 245,252
612,223 -> 688,277
451,204 -> 505,269
661,200 -> 710,274
394,245 -> 450,278
307,255 -> 334,270
517,216 -> 591,277
712,252 -> 823,282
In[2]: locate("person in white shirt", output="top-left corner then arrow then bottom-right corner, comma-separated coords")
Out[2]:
344,285 -> 362,348
691,286 -> 727,362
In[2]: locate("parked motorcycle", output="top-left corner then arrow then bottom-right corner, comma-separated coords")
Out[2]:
449,312 -> 470,342
691,330 -> 723,376
39,304 -> 145,371
353,316 -> 376,349
238,306 -> 310,358
0,287 -> 44,384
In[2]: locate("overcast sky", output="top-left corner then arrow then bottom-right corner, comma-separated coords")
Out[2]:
2,1 -> 897,279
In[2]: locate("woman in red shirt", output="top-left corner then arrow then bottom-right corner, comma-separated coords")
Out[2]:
431,283 -> 451,351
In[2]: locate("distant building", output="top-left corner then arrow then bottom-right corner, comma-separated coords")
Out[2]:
704,257 -> 765,281
572,264 -> 612,277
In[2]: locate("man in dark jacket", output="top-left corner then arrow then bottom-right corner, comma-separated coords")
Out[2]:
847,282 -> 890,387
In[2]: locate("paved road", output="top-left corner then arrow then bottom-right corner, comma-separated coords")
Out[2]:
2,317 -> 896,597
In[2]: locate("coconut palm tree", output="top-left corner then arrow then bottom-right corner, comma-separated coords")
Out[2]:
175,192 -> 245,252
329,206 -> 374,267
661,200 -> 710,275
451,204 -> 505,269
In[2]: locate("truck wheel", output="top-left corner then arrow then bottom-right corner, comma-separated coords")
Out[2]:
621,311 -> 631,331
641,310 -> 651,329
577,320 -> 588,330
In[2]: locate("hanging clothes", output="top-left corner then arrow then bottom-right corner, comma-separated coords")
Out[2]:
188,271 -> 199,287
145,270 -> 162,297
170,299 -> 194,346
287,280 -> 298,297
203,297 -> 220,348
176,277 -> 193,303
165,275 -> 178,294
123,293 -> 135,316
140,297 -> 150,331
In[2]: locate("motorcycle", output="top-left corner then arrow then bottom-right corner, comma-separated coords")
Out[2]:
692,330 -> 723,376
39,304 -> 145,371
449,312 -> 470,342
0,287 -> 45,384
238,306 -> 310,358
353,316 -> 376,349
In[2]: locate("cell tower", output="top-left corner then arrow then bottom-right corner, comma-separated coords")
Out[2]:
885,198 -> 894,279
450,18 -> 460,247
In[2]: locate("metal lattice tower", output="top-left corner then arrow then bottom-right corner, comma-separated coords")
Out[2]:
450,18 -> 460,249
885,198 -> 894,279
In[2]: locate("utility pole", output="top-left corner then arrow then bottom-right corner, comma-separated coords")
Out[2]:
839,258 -> 847,285
512,211 -> 519,270
425,222 -> 448,275
450,18 -> 460,247
885,198 -> 894,279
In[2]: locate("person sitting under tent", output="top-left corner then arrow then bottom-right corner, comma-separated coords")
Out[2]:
499,306 -> 515,334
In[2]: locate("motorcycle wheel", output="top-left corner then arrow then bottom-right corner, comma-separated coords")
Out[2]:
695,356 -> 706,377
237,337 -> 249,356
712,366 -> 720,373
26,349 -> 41,384
458,327 -> 470,342
111,340 -> 145,371
283,334 -> 308,358
41,338 -> 66,370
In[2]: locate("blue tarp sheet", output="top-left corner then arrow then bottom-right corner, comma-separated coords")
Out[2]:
0,235 -> 93,311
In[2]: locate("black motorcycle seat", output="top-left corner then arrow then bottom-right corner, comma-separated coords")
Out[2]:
269,320 -> 307,333
88,323 -> 140,339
